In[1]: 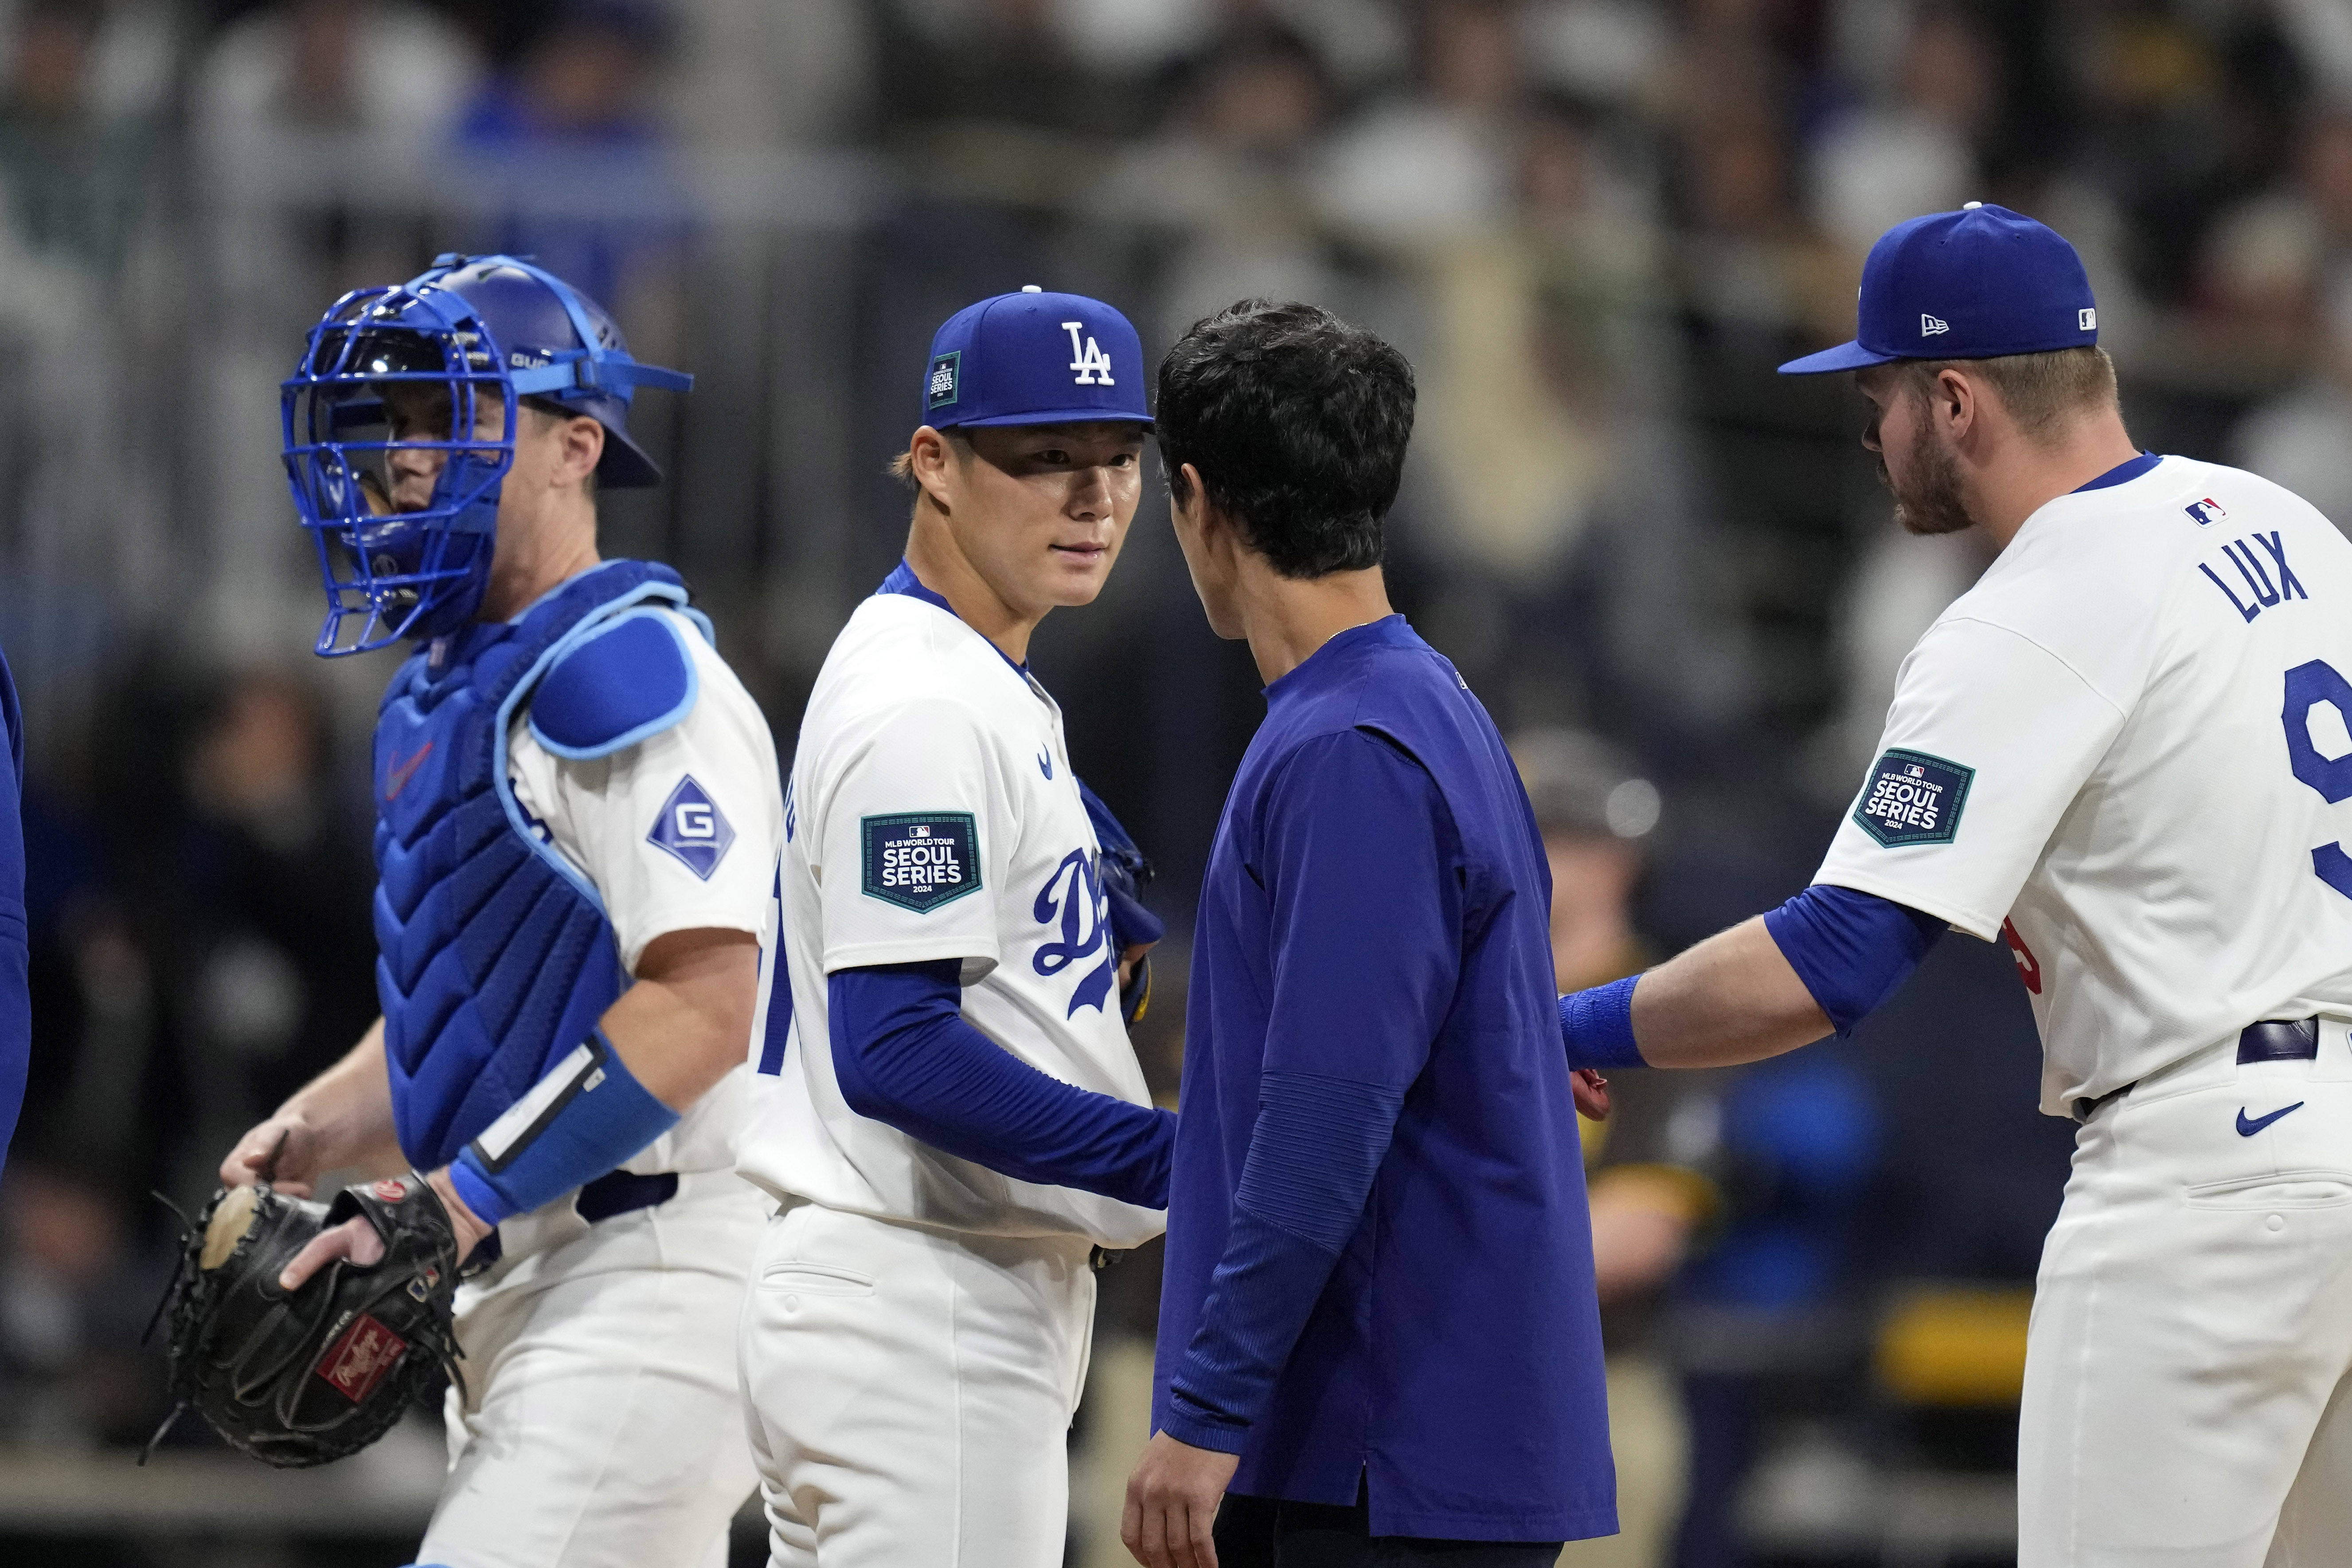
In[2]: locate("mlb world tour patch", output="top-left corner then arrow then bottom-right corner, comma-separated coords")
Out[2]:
1853,749 -> 1975,848
862,812 -> 981,913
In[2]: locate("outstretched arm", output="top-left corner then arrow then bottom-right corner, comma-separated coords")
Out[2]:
1565,887 -> 1950,1072
1630,916 -> 1835,1067
830,959 -> 1174,1208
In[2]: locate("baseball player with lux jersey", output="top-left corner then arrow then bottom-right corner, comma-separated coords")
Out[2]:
738,289 -> 1173,1567
1555,204 -> 2352,1565
219,255 -> 781,1567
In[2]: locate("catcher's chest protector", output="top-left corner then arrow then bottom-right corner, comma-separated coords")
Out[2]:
374,559 -> 687,1169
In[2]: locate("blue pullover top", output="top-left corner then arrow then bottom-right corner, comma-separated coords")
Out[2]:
1155,616 -> 1614,1542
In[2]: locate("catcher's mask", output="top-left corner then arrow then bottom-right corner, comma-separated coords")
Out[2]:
282,253 -> 692,656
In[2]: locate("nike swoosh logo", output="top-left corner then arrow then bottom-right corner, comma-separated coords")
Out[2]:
2238,1102 -> 2306,1137
384,741 -> 434,800
1038,751 -> 1054,780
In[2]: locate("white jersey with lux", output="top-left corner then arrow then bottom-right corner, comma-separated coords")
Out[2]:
740,591 -> 1164,1247
507,606 -> 784,1175
1816,456 -> 2352,1116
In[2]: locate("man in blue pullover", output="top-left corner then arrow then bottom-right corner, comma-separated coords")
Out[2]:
1123,299 -> 1615,1568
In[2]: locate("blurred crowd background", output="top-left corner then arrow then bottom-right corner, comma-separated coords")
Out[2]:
1,0 -> 2349,1564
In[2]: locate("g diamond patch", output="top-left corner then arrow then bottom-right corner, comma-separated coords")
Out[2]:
1853,749 -> 1974,847
863,812 -> 981,913
648,775 -> 735,880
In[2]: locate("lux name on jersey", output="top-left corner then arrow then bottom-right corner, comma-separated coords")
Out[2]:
879,842 -> 965,888
2198,530 -> 2308,624
1863,774 -> 1945,833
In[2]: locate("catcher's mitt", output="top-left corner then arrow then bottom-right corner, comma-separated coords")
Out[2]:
145,1173 -> 464,1468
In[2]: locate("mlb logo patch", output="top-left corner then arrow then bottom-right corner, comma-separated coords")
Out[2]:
2186,497 -> 2228,527
863,812 -> 981,913
927,351 -> 961,411
1853,748 -> 1975,848
648,775 -> 735,880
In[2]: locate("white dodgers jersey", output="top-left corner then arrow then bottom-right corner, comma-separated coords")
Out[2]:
1815,456 -> 2352,1115
738,587 -> 1164,1247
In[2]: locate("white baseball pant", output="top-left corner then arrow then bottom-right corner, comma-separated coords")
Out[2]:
415,1169 -> 768,1568
2020,1026 -> 2352,1567
737,1199 -> 1097,1568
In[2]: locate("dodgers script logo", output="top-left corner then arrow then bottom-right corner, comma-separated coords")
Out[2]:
1853,748 -> 1975,848
861,812 -> 981,913
1032,846 -> 1116,1017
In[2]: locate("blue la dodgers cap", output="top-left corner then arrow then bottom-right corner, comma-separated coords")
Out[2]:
1779,203 -> 2099,375
920,286 -> 1152,429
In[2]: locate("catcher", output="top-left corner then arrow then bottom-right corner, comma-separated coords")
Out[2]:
164,256 -> 781,1568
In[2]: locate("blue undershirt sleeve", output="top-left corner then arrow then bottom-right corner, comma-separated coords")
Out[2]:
1761,884 -> 1947,1035
829,960 -> 1174,1209
1162,731 -> 1461,1452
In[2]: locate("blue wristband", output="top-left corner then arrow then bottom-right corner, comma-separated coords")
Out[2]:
1559,975 -> 1644,1069
451,1029 -> 681,1227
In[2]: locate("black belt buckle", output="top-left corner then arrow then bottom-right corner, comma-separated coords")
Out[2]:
2238,1017 -> 2321,1065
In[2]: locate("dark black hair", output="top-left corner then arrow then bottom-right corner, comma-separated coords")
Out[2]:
1155,299 -> 1415,580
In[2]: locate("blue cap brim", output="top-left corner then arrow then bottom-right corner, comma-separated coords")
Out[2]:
940,409 -> 1154,431
1777,340 -> 1903,375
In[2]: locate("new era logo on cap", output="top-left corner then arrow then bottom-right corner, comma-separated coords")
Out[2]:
1921,314 -> 1950,336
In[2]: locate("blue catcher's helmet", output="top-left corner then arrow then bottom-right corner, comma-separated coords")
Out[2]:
281,254 -> 692,656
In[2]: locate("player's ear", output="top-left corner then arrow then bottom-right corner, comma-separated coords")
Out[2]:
1938,367 -> 1977,438
1168,462 -> 1202,526
907,426 -> 957,511
559,415 -> 604,488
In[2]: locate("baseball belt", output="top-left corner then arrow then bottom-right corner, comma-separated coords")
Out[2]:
2071,1017 -> 2322,1123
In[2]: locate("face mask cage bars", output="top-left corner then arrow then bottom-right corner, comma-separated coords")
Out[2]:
282,282 -> 517,657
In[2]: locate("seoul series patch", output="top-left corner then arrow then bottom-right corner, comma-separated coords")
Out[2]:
927,351 -> 961,412
1853,748 -> 1974,848
863,812 -> 980,913
648,774 -> 735,880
